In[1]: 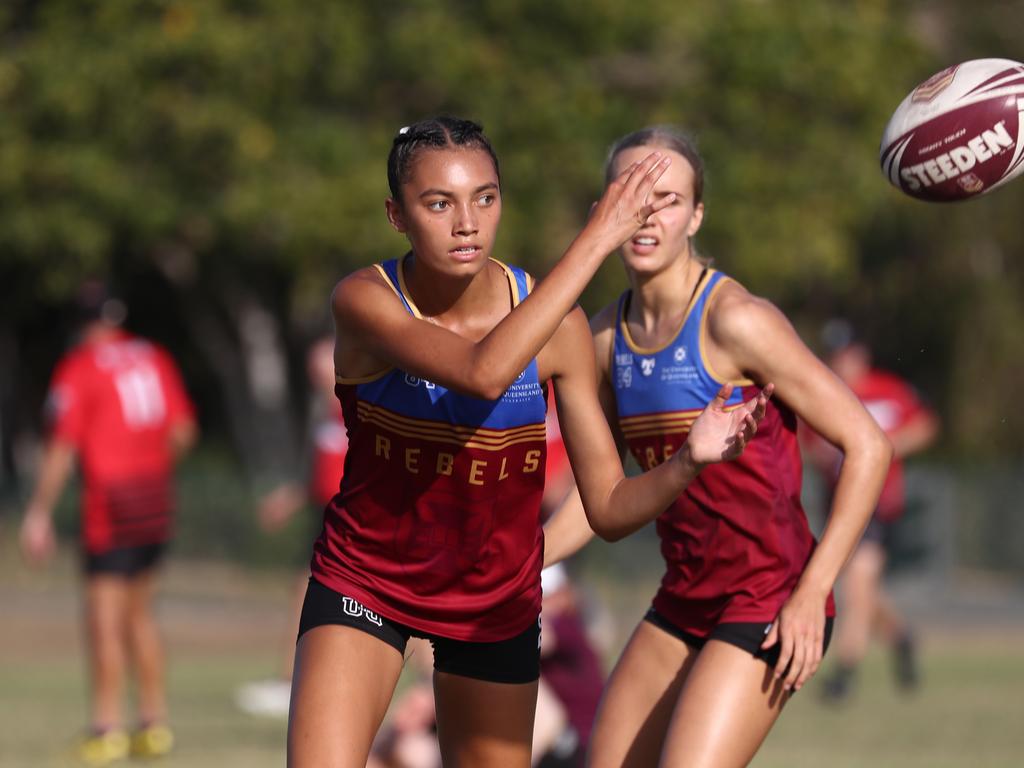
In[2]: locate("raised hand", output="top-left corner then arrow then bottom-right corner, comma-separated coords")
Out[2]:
585,152 -> 676,250
684,383 -> 773,466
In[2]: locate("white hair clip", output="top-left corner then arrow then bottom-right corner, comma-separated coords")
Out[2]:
398,126 -> 410,135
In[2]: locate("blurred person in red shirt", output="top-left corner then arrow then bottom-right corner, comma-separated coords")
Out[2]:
808,320 -> 939,703
236,334 -> 348,718
19,281 -> 197,764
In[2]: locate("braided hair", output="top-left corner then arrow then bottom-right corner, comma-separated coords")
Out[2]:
387,116 -> 501,202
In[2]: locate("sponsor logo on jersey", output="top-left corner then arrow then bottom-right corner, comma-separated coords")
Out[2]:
673,346 -> 687,363
640,358 -> 656,377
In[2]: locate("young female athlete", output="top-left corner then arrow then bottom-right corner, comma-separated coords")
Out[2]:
542,126 -> 894,767
286,117 -> 771,768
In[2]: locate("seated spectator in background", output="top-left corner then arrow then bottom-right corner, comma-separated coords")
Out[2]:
535,563 -> 605,768
367,566 -> 606,768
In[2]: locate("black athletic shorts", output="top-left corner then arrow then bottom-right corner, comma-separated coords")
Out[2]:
645,608 -> 834,672
298,577 -> 541,685
83,542 -> 167,576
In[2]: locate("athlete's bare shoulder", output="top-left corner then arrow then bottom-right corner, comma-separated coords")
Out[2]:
331,265 -> 398,324
706,277 -> 789,351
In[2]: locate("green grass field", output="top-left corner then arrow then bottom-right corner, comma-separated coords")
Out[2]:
2,546 -> 1023,767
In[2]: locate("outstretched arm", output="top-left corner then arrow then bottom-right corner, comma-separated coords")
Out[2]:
706,284 -> 892,692
335,153 -> 678,400
543,307 -> 768,544
542,309 -> 620,567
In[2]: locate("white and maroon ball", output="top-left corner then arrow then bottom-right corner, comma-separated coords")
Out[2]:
880,58 -> 1024,202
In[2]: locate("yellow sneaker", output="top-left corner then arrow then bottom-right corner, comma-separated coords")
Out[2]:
130,724 -> 174,759
75,729 -> 129,766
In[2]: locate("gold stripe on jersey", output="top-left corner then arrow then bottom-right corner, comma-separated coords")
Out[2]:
395,257 -> 523,319
373,263 -> 404,301
357,401 -> 544,441
336,369 -> 393,385
621,416 -> 697,434
494,260 -> 523,307
621,422 -> 698,440
619,403 -> 748,439
356,401 -> 545,450
698,277 -> 756,388
395,258 -> 426,319
619,408 -> 704,427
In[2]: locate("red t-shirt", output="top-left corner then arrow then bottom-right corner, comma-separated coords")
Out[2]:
544,384 -> 572,491
46,331 -> 195,553
308,399 -> 349,508
844,370 -> 929,522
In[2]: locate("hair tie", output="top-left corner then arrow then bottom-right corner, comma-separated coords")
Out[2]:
398,126 -> 410,135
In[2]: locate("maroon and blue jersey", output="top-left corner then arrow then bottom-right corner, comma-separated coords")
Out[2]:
311,258 -> 548,642
612,268 -> 835,634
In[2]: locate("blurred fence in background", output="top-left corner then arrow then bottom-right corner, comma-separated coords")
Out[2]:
29,455 -> 1019,583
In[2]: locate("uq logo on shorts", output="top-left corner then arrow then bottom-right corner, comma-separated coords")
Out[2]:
341,596 -> 383,627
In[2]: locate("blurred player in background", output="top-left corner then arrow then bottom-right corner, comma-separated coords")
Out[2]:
19,281 -> 197,765
235,334 -> 348,718
543,126 -> 892,767
809,320 -> 940,703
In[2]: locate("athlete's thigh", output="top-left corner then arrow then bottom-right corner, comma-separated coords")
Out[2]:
84,575 -> 129,638
124,569 -> 158,615
588,620 -> 698,768
660,639 -> 788,768
433,670 -> 539,768
288,625 -> 404,768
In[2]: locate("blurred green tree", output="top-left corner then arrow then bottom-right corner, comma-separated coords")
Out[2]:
1,0 -> 1022,488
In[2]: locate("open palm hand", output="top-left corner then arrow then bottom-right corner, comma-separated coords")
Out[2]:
686,383 -> 773,466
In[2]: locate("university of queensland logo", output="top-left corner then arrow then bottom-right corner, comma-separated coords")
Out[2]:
640,358 -> 656,377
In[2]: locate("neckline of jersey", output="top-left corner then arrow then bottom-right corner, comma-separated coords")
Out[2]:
619,267 -> 712,355
397,254 -> 521,321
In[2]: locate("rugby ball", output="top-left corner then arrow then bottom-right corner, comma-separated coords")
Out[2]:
880,58 -> 1024,202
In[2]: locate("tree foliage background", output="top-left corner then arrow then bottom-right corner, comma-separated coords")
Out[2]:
2,0 -> 1023,494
